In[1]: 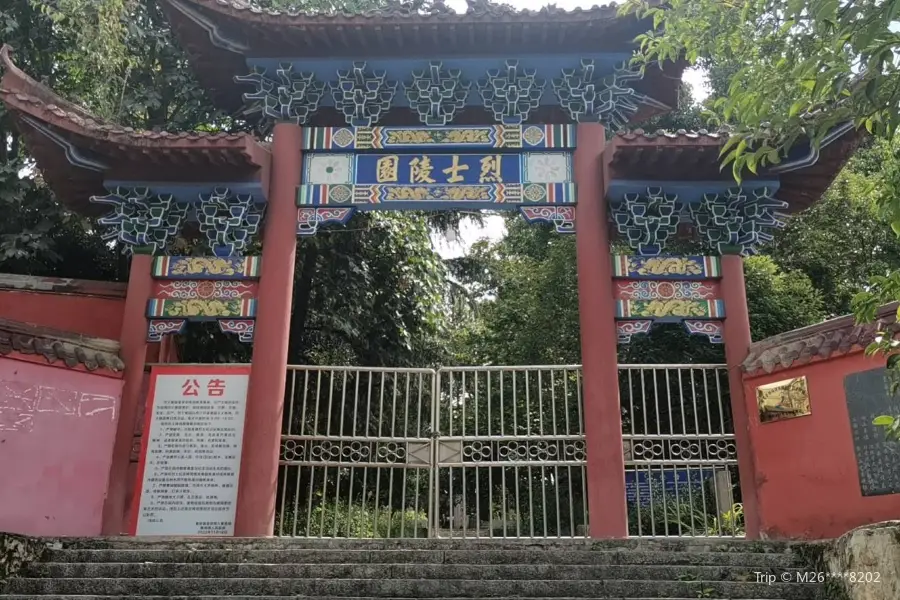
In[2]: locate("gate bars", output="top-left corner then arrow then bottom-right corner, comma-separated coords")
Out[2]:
278,366 -> 436,538
435,366 -> 588,538
620,365 -> 741,537
276,364 -> 741,538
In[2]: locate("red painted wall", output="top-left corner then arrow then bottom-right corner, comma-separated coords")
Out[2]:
0,289 -> 125,340
0,356 -> 123,536
743,352 -> 900,540
0,281 -> 174,364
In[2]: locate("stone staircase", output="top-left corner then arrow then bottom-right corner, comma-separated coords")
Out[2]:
1,537 -> 827,599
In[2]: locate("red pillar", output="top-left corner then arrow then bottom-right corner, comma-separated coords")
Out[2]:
233,122 -> 301,536
101,252 -> 153,535
574,122 -> 627,538
720,254 -> 761,539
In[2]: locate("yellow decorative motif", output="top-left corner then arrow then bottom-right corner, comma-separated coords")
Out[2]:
354,128 -> 376,150
629,256 -> 703,277
162,299 -> 243,317
444,186 -> 491,201
756,377 -> 812,423
383,186 -> 493,201
331,128 -> 355,147
444,129 -> 492,144
522,126 -> 545,146
633,300 -> 708,318
385,130 -> 435,145
328,185 -> 353,203
170,257 -> 238,276
523,184 -> 547,202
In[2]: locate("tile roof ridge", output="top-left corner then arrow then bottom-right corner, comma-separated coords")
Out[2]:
173,0 -> 633,21
616,127 -> 730,139
742,302 -> 900,375
752,303 -> 899,352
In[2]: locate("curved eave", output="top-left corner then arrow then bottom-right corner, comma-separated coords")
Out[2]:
0,45 -> 270,215
161,0 -> 682,122
777,128 -> 865,212
609,127 -> 862,213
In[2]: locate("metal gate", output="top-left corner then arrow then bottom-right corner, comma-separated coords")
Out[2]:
434,366 -> 588,538
277,366 -> 436,538
277,364 -> 740,539
620,365 -> 741,538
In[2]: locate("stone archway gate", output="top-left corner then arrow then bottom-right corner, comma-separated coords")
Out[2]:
276,364 -> 741,539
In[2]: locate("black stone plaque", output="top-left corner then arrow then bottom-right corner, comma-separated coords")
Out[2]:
844,367 -> 900,496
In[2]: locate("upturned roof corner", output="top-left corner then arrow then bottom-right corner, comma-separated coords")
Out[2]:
0,44 -> 270,214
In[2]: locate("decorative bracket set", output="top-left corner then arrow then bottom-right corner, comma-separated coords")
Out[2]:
609,186 -> 788,257
612,255 -> 724,345
91,186 -> 265,257
146,256 -> 261,344
236,59 -> 658,129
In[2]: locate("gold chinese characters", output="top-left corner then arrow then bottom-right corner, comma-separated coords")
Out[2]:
374,154 -> 504,184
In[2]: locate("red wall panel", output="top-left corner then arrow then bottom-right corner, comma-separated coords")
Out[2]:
0,357 -> 124,536
744,352 -> 900,539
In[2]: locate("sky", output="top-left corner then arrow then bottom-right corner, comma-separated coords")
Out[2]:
432,0 -> 710,258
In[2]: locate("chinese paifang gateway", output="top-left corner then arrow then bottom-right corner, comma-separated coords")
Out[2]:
0,0 -> 866,546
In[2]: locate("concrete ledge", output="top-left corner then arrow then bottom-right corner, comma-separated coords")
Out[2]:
25,562 -> 801,581
0,532 -> 44,582
41,536 -> 793,553
3,576 -> 820,598
42,547 -> 801,567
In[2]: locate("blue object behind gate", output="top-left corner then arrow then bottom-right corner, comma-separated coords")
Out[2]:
625,468 -> 718,505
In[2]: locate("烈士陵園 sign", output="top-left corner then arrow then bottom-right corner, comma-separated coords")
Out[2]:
299,152 -> 574,208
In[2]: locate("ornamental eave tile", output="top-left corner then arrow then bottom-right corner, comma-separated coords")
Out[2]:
614,128 -> 726,146
0,318 -> 125,373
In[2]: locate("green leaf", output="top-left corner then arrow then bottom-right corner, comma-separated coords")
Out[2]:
865,79 -> 879,104
746,153 -> 759,175
719,134 -> 742,157
887,353 -> 900,370
890,220 -> 900,236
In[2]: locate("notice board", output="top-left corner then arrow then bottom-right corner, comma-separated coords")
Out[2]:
131,365 -> 250,535
844,367 -> 900,497
624,468 -> 716,505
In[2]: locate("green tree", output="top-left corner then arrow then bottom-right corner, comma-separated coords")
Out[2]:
765,141 -> 900,316
622,0 -> 900,183
0,0 -> 465,369
623,0 -> 900,435
449,217 -> 826,368
0,0 -> 124,277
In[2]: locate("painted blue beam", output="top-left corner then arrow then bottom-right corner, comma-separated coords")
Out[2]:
102,181 -> 267,204
607,179 -> 781,203
245,53 -> 632,110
